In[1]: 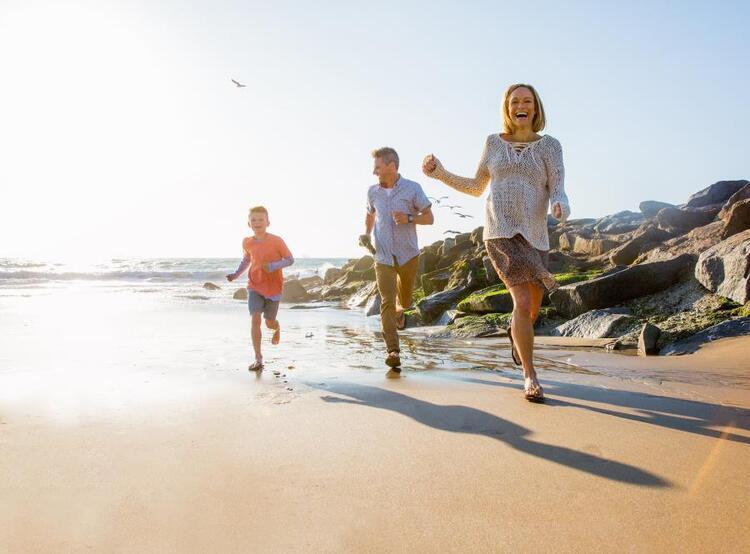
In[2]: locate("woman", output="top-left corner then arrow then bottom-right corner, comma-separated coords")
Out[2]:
422,83 -> 570,402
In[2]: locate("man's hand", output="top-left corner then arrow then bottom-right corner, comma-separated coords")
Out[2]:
225,273 -> 236,282
552,202 -> 562,220
392,211 -> 410,225
359,234 -> 376,255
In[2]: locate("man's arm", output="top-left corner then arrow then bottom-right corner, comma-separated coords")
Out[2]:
365,211 -> 375,235
412,206 -> 434,225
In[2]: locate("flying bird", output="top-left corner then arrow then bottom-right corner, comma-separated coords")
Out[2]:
454,212 -> 474,219
443,230 -> 461,235
440,204 -> 462,210
427,195 -> 449,204
231,79 -> 246,88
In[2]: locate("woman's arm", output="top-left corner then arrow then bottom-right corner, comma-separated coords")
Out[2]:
422,137 -> 491,197
545,138 -> 570,223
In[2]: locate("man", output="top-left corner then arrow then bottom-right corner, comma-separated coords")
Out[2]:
363,147 -> 434,370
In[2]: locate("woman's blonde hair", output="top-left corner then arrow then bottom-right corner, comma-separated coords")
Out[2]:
502,83 -> 546,134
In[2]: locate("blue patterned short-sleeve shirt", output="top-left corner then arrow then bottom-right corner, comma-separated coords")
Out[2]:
366,176 -> 432,267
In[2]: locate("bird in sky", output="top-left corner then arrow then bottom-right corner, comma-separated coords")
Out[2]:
443,230 -> 461,235
439,204 -> 462,210
454,212 -> 474,219
231,79 -> 246,88
428,195 -> 449,204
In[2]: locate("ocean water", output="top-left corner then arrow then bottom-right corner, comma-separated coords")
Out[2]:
0,257 -> 348,297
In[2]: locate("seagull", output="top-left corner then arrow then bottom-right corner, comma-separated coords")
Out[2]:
440,204 -> 462,210
231,79 -> 246,88
454,212 -> 474,219
428,195 -> 449,204
443,230 -> 461,235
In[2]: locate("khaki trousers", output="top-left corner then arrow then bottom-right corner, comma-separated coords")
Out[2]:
375,255 -> 419,353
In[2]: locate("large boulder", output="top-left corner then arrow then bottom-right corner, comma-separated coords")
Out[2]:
482,256 -> 501,285
636,221 -> 725,264
640,200 -> 676,219
281,279 -> 311,302
593,210 -> 644,235
346,281 -> 378,309
654,204 -> 721,234
324,267 -> 344,284
470,226 -> 484,245
660,317 -> 750,356
421,268 -> 452,296
638,323 -> 661,356
298,275 -> 324,289
417,285 -> 476,323
685,180 -> 749,208
608,224 -> 674,266
694,229 -> 750,304
352,255 -> 374,272
718,183 -> 750,216
457,285 -> 514,314
418,249 -> 440,276
365,292 -> 381,317
233,288 -> 248,300
203,282 -> 221,290
435,239 -> 475,269
550,308 -> 634,338
720,198 -> 750,239
572,235 -> 623,256
549,254 -> 695,317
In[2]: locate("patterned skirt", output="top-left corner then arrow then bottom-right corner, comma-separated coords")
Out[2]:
485,234 -> 559,292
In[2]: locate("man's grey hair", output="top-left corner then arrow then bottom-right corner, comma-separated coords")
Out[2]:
371,147 -> 399,169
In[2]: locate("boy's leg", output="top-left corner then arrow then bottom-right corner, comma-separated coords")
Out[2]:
264,298 -> 281,345
248,291 -> 265,366
375,262 -> 399,354
395,255 -> 419,327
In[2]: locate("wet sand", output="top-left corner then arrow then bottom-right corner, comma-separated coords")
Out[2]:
1,290 -> 749,552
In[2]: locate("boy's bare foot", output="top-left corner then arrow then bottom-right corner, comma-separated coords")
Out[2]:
272,324 -> 281,345
248,360 -> 263,372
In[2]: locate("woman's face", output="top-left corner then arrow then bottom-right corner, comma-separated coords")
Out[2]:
507,87 -> 535,130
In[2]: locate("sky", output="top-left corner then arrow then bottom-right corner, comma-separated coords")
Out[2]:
0,0 -> 748,260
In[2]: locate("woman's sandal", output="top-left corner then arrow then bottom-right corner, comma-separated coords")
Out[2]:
524,377 -> 545,403
248,360 -> 264,372
507,316 -> 522,366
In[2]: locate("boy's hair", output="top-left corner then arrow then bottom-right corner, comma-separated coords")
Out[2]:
249,206 -> 269,219
371,147 -> 399,169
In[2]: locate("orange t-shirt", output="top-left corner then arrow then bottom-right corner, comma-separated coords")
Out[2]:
242,233 -> 293,299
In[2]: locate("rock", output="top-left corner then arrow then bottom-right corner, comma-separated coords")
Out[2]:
352,255 -> 374,272
421,268 -> 452,296
442,237 -> 456,251
694,229 -> 750,304
435,309 -> 463,326
417,285 -> 476,323
455,232 -> 472,245
608,224 -> 674,266
572,235 -> 623,256
660,317 -> 750,355
470,226 -> 484,245
324,267 -> 344,284
721,198 -> 750,239
281,279 -> 311,303
418,249 -> 440,276
654,204 -> 721,234
346,282 -> 378,309
550,308 -> 635,338
636,221 -> 725,264
638,323 -> 661,356
436,239 -> 475,269
233,288 -> 248,300
549,254 -> 695,318
547,251 -> 587,273
640,200 -> 676,219
457,284 -> 514,314
203,282 -> 221,290
685,180 -> 749,208
482,256 -> 501,285
441,313 -> 510,338
718,183 -> 750,216
297,275 -> 324,289
365,292 -> 381,317
593,210 -> 644,235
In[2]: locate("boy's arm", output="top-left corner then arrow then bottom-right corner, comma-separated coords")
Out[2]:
226,255 -> 251,281
263,239 -> 294,272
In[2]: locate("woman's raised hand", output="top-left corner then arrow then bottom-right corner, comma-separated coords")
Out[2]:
552,202 -> 562,220
422,154 -> 442,176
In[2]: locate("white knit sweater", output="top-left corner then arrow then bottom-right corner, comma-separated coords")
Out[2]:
430,134 -> 570,251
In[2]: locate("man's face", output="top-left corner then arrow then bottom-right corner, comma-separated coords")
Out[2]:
248,211 -> 269,233
372,157 -> 397,185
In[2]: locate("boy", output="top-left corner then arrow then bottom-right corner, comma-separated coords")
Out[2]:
226,206 -> 294,371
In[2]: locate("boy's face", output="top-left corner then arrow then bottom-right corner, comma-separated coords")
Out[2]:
248,211 -> 269,234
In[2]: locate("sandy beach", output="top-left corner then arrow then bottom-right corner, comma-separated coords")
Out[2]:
1,288 -> 748,552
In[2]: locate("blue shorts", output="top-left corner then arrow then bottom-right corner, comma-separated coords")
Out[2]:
247,290 -> 280,320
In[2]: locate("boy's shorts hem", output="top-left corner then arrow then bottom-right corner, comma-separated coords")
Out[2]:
247,290 -> 280,320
